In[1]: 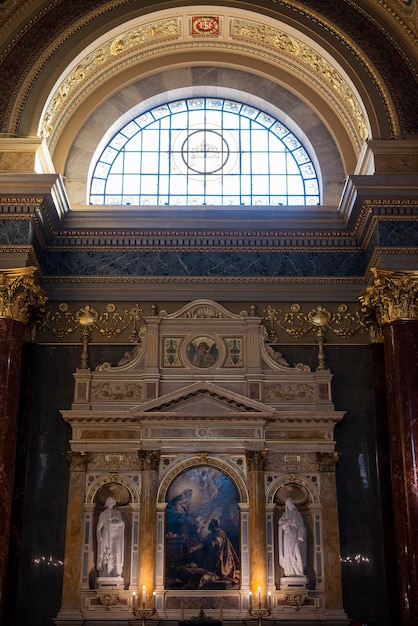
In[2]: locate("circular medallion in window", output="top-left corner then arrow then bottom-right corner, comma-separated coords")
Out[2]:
181,129 -> 229,174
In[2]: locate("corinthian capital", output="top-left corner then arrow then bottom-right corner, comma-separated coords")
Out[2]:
246,449 -> 268,471
0,267 -> 47,325
360,268 -> 418,328
138,450 -> 161,471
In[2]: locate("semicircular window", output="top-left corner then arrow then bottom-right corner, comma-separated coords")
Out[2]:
89,97 -> 320,206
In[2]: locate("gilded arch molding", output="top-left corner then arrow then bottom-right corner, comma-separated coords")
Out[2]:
39,7 -> 372,158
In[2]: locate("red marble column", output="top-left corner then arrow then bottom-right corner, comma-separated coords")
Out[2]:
382,319 -> 418,626
370,342 -> 401,624
360,268 -> 418,626
0,267 -> 46,623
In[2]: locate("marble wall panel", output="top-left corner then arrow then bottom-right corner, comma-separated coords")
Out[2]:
377,219 -> 418,246
0,219 -> 32,245
39,249 -> 367,278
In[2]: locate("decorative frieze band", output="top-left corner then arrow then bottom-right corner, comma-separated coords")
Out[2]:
38,300 -> 368,344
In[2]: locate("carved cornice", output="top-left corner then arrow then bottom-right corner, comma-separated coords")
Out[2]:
359,267 -> 418,326
0,266 -> 47,324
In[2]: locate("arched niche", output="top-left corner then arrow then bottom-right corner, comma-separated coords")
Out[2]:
267,476 -> 322,591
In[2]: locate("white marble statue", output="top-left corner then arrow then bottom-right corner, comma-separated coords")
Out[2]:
96,496 -> 125,577
278,497 -> 307,577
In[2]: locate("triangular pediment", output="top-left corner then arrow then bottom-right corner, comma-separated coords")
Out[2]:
130,381 -> 275,416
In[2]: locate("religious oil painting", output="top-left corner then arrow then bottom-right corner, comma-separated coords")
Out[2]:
165,467 -> 240,589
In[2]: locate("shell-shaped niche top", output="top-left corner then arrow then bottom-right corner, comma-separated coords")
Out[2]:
95,482 -> 131,507
275,483 -> 309,507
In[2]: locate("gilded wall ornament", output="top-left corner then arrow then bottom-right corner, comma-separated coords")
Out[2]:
264,303 -> 365,341
40,302 -> 144,341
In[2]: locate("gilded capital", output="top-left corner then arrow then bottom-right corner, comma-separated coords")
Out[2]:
246,449 -> 268,471
0,267 -> 47,325
139,450 -> 161,471
67,451 -> 91,471
360,268 -> 418,328
316,451 -> 339,472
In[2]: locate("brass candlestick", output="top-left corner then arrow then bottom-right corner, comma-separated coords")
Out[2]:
248,590 -> 272,626
132,591 -> 156,626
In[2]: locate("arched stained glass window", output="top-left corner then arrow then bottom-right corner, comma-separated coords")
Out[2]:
89,97 -> 320,206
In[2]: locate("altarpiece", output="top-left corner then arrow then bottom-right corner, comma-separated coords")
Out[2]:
56,300 -> 347,625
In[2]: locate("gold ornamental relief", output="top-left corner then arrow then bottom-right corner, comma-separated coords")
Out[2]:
109,18 -> 180,55
0,267 -> 47,325
360,268 -> 418,326
40,17 -> 181,141
231,18 -> 369,144
39,8 -> 371,153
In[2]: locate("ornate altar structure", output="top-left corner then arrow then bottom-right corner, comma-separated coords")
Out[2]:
56,300 -> 347,625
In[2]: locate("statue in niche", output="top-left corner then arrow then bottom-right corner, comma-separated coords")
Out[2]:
278,498 -> 307,577
96,496 -> 125,577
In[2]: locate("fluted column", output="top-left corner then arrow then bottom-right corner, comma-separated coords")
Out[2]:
0,267 -> 46,623
246,450 -> 268,603
138,451 -> 160,605
360,268 -> 418,626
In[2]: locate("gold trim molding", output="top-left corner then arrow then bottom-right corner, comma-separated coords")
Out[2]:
359,267 -> 418,327
0,266 -> 47,325
40,8 -> 370,154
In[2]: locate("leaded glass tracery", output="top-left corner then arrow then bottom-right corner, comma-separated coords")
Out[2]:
89,97 -> 320,206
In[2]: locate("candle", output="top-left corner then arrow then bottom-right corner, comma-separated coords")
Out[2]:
249,591 -> 252,609
257,586 -> 261,606
142,585 -> 146,606
267,592 -> 272,610
153,592 -> 156,609
132,592 -> 137,610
